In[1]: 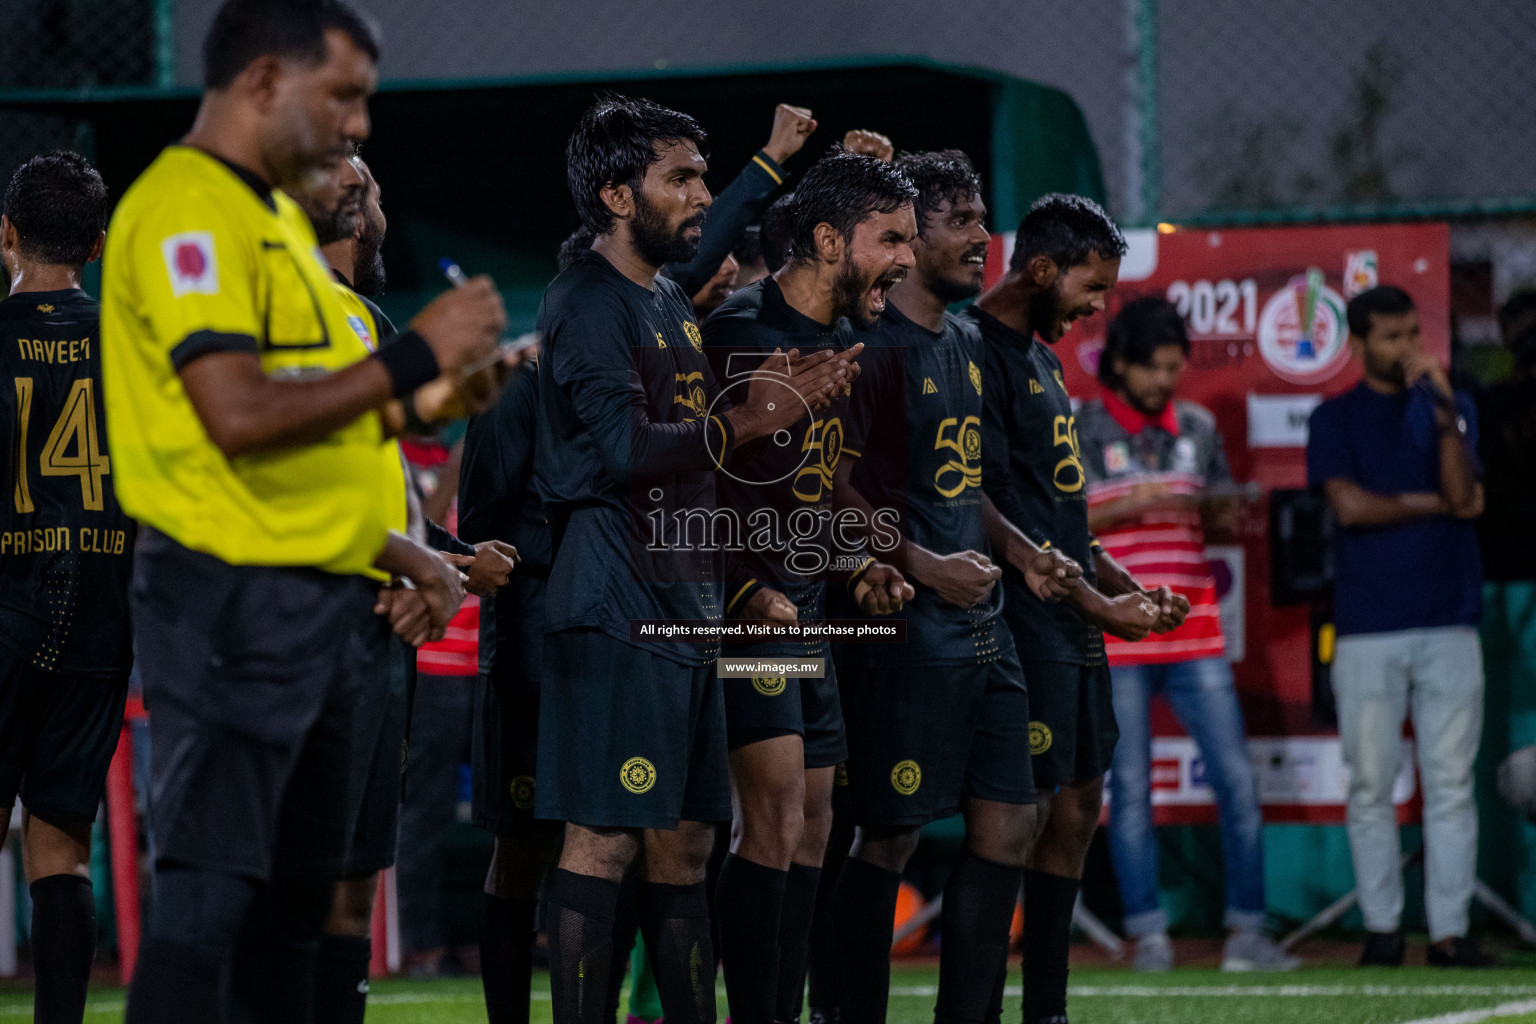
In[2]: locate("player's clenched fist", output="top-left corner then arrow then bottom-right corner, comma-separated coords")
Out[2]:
854,562 -> 915,615
913,548 -> 1002,609
1025,548 -> 1083,603
764,104 -> 818,165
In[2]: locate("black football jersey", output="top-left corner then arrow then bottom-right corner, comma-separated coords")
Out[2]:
534,249 -> 736,666
0,289 -> 134,678
966,304 -> 1104,666
844,305 -> 1006,666
703,278 -> 858,656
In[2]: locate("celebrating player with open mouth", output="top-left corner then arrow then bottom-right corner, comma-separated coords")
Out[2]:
826,150 -> 1080,1024
702,148 -> 909,1024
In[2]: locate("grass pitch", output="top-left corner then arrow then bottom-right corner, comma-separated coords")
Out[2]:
7,956 -> 1536,1023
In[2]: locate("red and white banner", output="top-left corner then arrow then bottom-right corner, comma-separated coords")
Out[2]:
988,223 -> 1450,824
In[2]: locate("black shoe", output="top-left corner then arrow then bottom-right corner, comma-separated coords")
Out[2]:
808,1010 -> 840,1024
1427,936 -> 1498,968
1359,930 -> 1405,966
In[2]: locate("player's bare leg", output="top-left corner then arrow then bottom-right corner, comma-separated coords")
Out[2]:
482,834 -> 559,1024
20,811 -> 95,1024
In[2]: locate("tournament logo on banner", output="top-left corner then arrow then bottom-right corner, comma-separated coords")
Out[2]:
1256,268 -> 1351,385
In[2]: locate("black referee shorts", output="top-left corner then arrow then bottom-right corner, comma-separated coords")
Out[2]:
534,628 -> 729,830
131,529 -> 388,882
0,657 -> 127,827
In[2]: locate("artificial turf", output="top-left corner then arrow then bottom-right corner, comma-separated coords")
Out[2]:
7,955 -> 1536,1023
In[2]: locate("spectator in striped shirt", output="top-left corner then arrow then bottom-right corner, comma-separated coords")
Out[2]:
1077,296 -> 1298,972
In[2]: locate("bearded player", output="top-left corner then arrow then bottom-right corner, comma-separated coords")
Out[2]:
533,95 -> 856,1024
702,149 -> 912,1024
827,151 -> 1082,1024
968,194 -> 1183,1024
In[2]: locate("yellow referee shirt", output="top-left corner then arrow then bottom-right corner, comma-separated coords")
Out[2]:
102,146 -> 405,578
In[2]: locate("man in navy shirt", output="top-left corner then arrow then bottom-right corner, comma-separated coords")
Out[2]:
1307,285 -> 1490,968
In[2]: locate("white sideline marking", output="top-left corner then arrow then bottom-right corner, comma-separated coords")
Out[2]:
1396,999 -> 1536,1024
38,981 -> 1536,1015
885,985 -> 1536,999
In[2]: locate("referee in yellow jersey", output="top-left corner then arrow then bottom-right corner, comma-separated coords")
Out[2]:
100,3 -> 507,1022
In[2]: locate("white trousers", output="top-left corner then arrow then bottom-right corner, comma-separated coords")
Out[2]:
1334,625 -> 1484,941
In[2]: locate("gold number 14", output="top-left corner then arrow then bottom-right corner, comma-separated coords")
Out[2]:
12,376 -> 111,513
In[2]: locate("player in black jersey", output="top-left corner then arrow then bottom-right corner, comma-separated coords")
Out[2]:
969,194 -> 1185,1024
703,151 -> 914,1024
826,150 -> 1081,1024
536,96 -> 858,1024
0,152 -> 123,1024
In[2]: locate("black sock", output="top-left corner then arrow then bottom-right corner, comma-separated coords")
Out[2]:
1020,870 -> 1079,1024
934,852 -> 1021,1024
30,875 -> 95,1024
481,893 -> 538,1024
831,858 -> 902,1024
639,880 -> 716,1024
807,799 -> 852,1017
546,869 -> 620,1024
715,855 -> 787,1024
126,864 -> 258,1024
312,934 -> 371,1024
774,863 -> 821,1023
225,875 -> 332,1024
125,937 -> 225,1024
604,869 -> 642,1022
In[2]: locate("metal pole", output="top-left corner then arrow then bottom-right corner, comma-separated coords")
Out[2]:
154,0 -> 176,89
1123,0 -> 1160,225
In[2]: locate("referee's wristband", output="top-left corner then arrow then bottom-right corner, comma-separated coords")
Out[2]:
372,330 -> 440,398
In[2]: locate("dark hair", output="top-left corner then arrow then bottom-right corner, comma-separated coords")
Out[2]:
1009,192 -> 1127,273
556,225 -> 595,272
203,0 -> 380,90
1346,285 -> 1415,338
733,225 -> 764,271
3,151 -> 109,267
760,192 -> 795,274
566,95 -> 707,236
786,149 -> 916,265
1099,296 -> 1189,387
892,149 -> 982,236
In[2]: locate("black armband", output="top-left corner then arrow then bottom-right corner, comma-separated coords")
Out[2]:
372,330 -> 440,398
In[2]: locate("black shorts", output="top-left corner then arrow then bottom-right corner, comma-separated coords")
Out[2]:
534,628 -> 729,830
840,647 -> 1035,828
347,637 -> 410,874
473,662 -> 553,838
0,658 -> 127,826
131,529 -> 388,882
1023,659 -> 1118,792
722,651 -> 846,770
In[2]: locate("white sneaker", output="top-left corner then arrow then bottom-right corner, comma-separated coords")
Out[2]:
1222,932 -> 1302,972
1134,931 -> 1174,972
